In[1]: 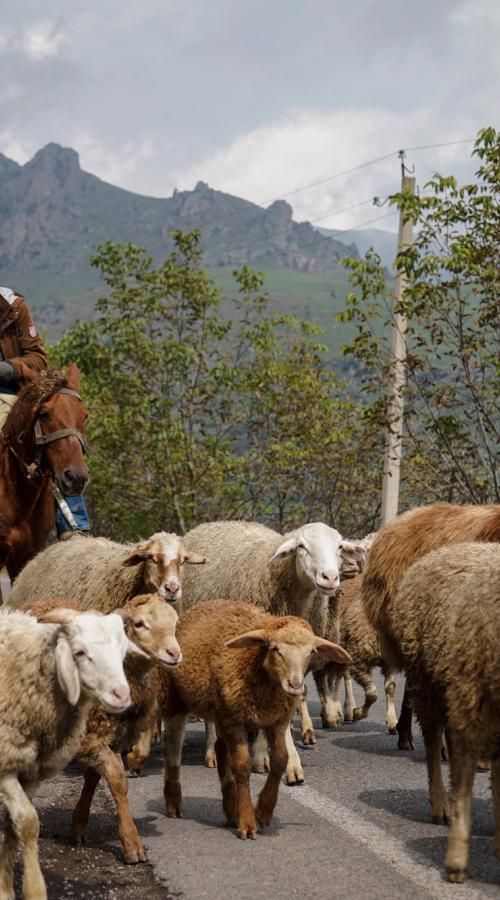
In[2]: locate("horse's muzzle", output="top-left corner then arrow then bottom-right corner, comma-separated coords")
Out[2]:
57,466 -> 90,496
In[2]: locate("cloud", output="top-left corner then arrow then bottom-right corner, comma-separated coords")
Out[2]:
73,132 -> 155,190
21,21 -> 65,60
172,108 -> 479,230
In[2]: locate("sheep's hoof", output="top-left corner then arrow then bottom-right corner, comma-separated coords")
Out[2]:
127,769 -> 141,778
70,834 -> 85,847
397,737 -> 415,751
285,769 -> 305,786
302,728 -> 316,745
352,707 -> 366,722
124,846 -> 147,864
477,759 -> 491,772
237,824 -> 257,840
431,814 -> 450,826
388,726 -> 398,735
205,751 -> 217,768
447,869 -> 466,884
321,717 -> 340,729
255,804 -> 273,828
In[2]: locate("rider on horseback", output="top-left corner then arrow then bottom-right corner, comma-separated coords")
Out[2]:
0,287 -> 90,539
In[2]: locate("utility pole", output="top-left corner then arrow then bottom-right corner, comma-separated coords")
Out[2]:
380,157 -> 415,525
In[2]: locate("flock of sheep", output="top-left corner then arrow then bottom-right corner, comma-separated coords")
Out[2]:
0,501 -> 499,896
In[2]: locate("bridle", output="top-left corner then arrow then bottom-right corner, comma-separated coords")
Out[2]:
11,387 -> 87,480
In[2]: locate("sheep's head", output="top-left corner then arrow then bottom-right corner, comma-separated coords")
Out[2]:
226,617 -> 351,697
122,532 -> 206,603
340,532 -> 377,579
43,609 -> 131,711
117,593 -> 182,668
271,522 -> 343,595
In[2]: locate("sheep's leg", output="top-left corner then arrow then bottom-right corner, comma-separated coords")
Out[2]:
352,671 -> 378,721
214,735 -> 236,825
225,728 -> 256,840
164,712 -> 187,818
313,667 -> 342,728
127,725 -> 154,776
445,729 -> 475,883
204,720 -> 217,768
251,729 -> 270,774
0,774 -> 45,900
383,668 -> 398,734
71,766 -> 101,845
97,746 -> 147,864
285,723 -> 305,785
396,682 -> 414,750
420,719 -> 449,824
490,751 -> 500,859
343,672 -> 356,723
255,722 -> 289,827
0,814 -> 17,900
299,684 -> 316,745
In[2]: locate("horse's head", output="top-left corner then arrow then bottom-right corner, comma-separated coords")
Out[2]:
35,363 -> 89,495
4,363 -> 90,494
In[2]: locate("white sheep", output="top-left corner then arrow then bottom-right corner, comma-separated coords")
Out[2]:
0,608 -> 132,900
8,531 -> 207,612
181,519 -> 364,783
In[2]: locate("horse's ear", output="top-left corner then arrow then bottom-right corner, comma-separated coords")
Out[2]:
65,363 -> 81,390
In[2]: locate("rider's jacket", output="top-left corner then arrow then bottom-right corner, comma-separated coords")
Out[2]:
0,289 -> 47,388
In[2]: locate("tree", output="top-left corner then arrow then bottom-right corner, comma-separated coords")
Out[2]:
340,128 -> 500,506
53,231 -> 381,539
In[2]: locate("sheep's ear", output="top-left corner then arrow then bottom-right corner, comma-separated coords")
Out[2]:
226,629 -> 269,649
55,636 -> 81,705
38,608 -> 79,624
126,639 -> 149,658
183,551 -> 207,565
340,541 -> 367,578
314,637 -> 352,665
271,537 -> 297,562
122,550 -> 151,567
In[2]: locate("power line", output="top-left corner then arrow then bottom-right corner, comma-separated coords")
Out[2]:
404,138 -> 475,153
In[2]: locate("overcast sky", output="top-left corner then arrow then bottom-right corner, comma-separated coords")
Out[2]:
1,0 -> 498,230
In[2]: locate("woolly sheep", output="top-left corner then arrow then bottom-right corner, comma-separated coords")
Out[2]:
158,600 -> 351,840
9,531 -> 207,612
390,542 -> 500,883
0,608 -> 131,900
310,576 -> 397,733
26,593 -> 181,865
361,501 -> 500,749
181,519 -> 364,782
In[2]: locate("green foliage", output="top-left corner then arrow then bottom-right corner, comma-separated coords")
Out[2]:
52,231 -> 381,539
340,128 -> 500,504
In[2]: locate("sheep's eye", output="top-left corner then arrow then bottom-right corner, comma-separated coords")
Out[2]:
74,649 -> 88,659
271,646 -> 283,657
297,544 -> 308,554
134,620 -> 150,630
38,410 -> 51,422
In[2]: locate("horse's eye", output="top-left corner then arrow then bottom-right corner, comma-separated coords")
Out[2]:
38,410 -> 51,422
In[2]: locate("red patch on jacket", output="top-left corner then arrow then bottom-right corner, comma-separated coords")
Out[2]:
28,325 -> 37,337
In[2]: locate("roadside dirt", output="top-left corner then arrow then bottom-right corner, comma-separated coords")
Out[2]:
9,760 -> 179,900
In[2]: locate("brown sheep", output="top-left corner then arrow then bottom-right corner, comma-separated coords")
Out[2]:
26,593 -> 181,864
361,502 -> 500,747
391,542 -> 500,883
158,600 -> 351,840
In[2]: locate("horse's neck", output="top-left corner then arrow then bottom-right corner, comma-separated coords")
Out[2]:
0,444 -> 50,519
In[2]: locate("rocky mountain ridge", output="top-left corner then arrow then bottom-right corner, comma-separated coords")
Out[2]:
0,143 -> 356,276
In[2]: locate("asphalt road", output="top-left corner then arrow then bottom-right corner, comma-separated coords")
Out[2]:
126,674 -> 500,900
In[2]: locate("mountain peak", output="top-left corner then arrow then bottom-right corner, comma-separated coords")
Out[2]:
28,143 -> 80,175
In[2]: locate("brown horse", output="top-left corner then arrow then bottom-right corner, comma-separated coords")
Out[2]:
0,363 -> 89,591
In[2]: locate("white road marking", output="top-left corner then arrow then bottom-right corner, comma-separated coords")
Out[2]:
282,783 -> 485,900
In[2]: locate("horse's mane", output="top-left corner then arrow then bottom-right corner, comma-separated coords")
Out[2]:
1,369 -> 69,447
